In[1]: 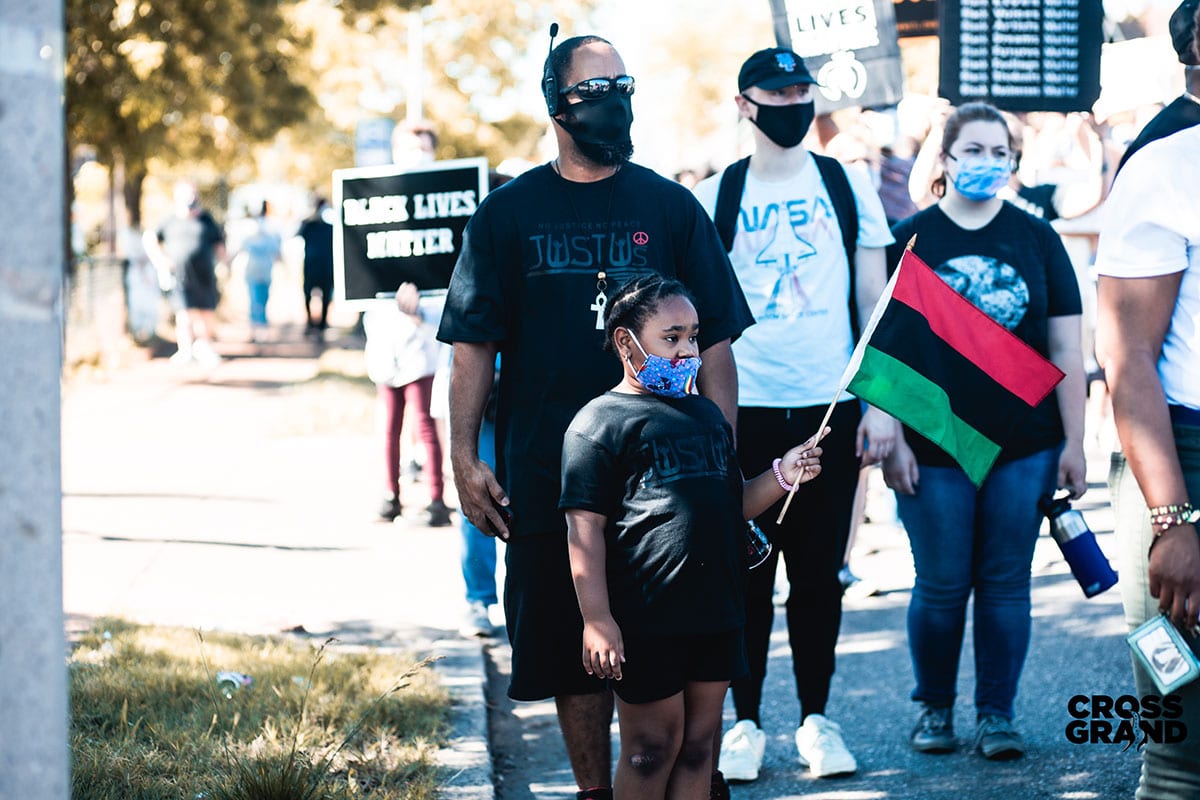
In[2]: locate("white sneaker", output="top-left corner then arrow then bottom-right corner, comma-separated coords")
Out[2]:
795,714 -> 857,777
192,340 -> 221,368
458,601 -> 495,638
720,719 -> 767,782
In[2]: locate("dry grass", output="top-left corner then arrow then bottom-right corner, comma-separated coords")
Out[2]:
69,619 -> 449,799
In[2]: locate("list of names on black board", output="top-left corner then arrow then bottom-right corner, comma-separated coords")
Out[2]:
942,0 -> 1098,112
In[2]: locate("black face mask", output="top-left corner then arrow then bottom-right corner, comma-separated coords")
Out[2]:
744,97 -> 815,149
574,138 -> 634,167
555,91 -> 634,165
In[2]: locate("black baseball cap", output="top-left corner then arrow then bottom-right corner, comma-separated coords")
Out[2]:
1170,0 -> 1199,65
738,47 -> 818,92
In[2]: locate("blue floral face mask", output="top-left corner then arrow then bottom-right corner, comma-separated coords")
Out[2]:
625,330 -> 701,398
949,155 -> 1012,201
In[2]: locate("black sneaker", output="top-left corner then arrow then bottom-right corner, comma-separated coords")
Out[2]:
910,704 -> 956,753
974,714 -> 1025,760
378,496 -> 401,522
710,769 -> 731,800
576,788 -> 612,800
425,499 -> 454,527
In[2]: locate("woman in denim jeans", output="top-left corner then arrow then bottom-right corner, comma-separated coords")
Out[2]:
883,102 -> 1088,760
1096,119 -> 1200,798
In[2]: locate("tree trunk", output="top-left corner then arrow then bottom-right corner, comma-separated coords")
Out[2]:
124,168 -> 146,230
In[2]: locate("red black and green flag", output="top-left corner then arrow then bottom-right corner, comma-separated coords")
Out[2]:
843,246 -> 1064,486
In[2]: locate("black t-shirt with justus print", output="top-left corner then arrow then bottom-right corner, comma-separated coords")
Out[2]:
438,162 -> 754,537
560,391 -> 746,636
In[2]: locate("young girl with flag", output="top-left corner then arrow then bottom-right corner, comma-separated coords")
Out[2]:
560,275 -> 825,800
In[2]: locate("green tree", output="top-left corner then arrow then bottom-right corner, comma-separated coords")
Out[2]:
301,0 -> 596,173
66,0 -> 595,229
65,0 -> 383,224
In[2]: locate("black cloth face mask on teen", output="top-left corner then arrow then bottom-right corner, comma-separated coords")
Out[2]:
555,84 -> 635,164
742,96 -> 815,149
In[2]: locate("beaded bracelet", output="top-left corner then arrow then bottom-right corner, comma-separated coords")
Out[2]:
771,458 -> 794,493
1148,502 -> 1200,535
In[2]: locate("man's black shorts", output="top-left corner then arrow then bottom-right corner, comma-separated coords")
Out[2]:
504,532 -> 608,701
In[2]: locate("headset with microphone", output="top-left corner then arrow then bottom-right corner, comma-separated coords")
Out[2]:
541,22 -> 560,116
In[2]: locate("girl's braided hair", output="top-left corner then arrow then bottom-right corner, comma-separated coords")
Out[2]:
603,274 -> 697,354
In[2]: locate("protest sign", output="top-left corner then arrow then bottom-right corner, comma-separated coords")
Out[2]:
938,0 -> 1102,112
354,117 -> 396,168
770,0 -> 906,113
333,158 -> 488,306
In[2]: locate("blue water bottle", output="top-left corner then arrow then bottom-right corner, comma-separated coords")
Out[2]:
1039,493 -> 1119,598
745,521 -> 772,570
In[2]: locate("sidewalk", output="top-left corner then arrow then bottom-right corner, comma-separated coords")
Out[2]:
61,319 -> 494,799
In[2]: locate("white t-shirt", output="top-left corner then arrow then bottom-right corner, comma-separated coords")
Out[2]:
694,157 -> 893,407
363,293 -> 446,388
1093,126 -> 1200,410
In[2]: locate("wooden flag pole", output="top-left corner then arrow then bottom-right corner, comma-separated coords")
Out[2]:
774,401 -> 834,524
775,235 -> 917,525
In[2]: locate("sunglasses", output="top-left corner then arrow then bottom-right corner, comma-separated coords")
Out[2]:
560,75 -> 636,101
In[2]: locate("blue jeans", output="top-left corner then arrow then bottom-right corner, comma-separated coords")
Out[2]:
461,419 -> 499,605
1111,423 -> 1200,800
897,447 -> 1059,719
247,280 -> 270,326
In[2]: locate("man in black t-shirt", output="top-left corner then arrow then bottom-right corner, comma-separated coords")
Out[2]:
297,197 -> 335,337
436,32 -> 753,800
1117,0 -> 1200,175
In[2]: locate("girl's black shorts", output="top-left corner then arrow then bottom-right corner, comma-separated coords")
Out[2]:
613,628 -> 748,705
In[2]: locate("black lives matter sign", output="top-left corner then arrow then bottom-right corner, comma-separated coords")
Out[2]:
939,0 -> 1102,112
332,158 -> 487,304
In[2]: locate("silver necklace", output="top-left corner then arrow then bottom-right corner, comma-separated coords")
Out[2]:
553,160 -> 621,330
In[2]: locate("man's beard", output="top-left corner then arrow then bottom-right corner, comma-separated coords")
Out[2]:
576,138 -> 634,167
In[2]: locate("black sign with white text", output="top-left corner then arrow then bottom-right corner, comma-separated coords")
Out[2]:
332,158 -> 487,304
938,0 -> 1102,112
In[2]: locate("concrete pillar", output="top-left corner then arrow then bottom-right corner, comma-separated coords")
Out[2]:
0,3 -> 70,798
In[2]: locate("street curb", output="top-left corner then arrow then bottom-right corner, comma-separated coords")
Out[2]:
433,636 -> 494,800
